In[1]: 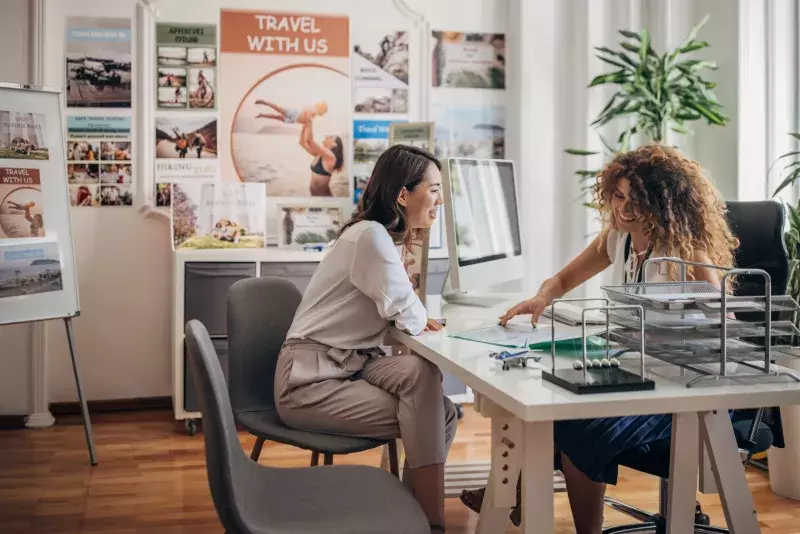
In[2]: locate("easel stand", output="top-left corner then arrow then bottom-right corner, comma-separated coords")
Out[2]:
63,317 -> 98,466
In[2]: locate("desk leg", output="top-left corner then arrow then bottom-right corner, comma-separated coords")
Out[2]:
476,415 -> 519,534
666,412 -> 699,534
521,420 -> 554,534
700,410 -> 761,534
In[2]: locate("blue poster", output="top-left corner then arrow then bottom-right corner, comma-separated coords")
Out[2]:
352,119 -> 405,203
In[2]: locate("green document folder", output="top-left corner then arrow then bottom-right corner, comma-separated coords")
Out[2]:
449,323 -> 611,357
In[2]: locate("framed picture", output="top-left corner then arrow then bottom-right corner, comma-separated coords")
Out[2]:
276,202 -> 343,250
388,121 -> 434,151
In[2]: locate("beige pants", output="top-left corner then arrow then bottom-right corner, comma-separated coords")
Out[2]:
275,340 -> 458,469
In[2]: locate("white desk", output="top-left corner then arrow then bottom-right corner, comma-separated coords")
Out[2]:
390,295 -> 800,533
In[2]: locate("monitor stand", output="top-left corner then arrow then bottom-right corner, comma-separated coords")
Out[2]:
441,270 -> 509,308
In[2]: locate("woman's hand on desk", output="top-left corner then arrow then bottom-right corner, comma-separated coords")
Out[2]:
424,318 -> 443,332
499,296 -> 548,327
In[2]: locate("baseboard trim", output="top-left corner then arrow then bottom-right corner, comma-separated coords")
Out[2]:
50,395 -> 172,416
0,414 -> 27,430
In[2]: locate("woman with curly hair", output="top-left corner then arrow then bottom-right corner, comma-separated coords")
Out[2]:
460,143 -> 739,533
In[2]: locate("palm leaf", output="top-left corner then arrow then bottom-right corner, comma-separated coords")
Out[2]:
773,167 -> 800,197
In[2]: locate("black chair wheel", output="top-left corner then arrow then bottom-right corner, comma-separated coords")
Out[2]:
455,404 -> 464,420
695,503 -> 710,526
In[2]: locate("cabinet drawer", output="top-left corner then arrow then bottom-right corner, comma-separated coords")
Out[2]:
260,262 -> 319,294
184,262 -> 256,336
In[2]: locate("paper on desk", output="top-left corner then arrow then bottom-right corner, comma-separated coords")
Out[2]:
450,323 -> 581,349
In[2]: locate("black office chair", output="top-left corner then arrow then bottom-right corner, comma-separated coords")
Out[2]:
601,200 -> 790,533
226,276 -> 400,473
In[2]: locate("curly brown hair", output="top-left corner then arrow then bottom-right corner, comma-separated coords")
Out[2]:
595,143 -> 739,286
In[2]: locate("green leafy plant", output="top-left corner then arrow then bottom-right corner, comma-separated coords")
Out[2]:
771,133 -> 800,320
567,15 -> 730,206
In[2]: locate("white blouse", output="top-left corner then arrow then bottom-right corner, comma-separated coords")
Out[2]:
606,229 -> 672,285
285,220 -> 427,349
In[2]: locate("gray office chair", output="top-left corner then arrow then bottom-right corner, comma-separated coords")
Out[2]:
185,319 -> 429,534
227,276 -> 399,473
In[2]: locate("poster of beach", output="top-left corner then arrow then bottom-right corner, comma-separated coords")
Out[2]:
431,31 -> 505,89
352,119 -> 404,203
432,103 -> 505,159
0,111 -> 49,160
65,17 -> 132,108
352,29 -> 408,114
0,167 -> 45,239
220,10 -> 350,197
0,241 -> 63,299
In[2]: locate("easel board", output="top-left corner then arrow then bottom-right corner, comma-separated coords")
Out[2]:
0,83 -> 80,326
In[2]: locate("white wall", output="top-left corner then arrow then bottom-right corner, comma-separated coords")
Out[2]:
44,0 -> 174,403
0,0 -> 33,415
16,0 -> 744,409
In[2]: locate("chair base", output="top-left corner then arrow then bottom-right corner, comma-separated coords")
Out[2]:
603,497 -> 728,533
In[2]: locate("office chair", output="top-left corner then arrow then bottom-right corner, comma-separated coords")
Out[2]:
184,319 -> 430,534
602,200 -> 789,533
226,276 -> 400,474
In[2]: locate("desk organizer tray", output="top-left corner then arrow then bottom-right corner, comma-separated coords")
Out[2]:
602,281 -> 721,311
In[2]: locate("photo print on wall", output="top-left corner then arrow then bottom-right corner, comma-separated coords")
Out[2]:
171,182 -> 266,250
66,116 -> 132,207
431,31 -> 505,89
154,115 -> 219,189
352,119 -> 405,203
156,23 -> 217,110
220,9 -> 351,197
352,29 -> 408,114
432,103 -> 505,159
65,17 -> 132,108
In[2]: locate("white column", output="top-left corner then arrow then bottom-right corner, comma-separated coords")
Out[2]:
507,0 -> 558,294
737,0 -> 768,201
25,0 -> 54,430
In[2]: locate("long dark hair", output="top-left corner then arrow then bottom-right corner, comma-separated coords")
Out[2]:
331,136 -> 344,172
339,144 -> 440,246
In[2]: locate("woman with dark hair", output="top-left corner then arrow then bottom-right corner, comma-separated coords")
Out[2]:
274,145 -> 456,532
298,117 -> 344,196
459,143 -> 739,533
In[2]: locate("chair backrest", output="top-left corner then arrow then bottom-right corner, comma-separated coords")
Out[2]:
725,200 -> 789,296
227,276 -> 304,414
185,319 -> 254,533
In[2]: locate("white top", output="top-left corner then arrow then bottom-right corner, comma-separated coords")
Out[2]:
606,229 -> 671,285
285,220 -> 427,349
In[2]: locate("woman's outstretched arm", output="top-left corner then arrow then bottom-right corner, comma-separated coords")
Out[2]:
303,118 -> 335,162
298,121 -> 314,156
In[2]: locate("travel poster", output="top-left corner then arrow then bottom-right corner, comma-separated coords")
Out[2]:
171,182 -> 266,249
0,167 -> 45,239
0,111 -> 49,160
277,204 -> 342,249
220,9 -> 350,197
65,17 -> 132,108
431,31 -> 505,89
352,29 -> 408,114
0,241 -> 63,299
156,23 -> 217,110
352,119 -> 404,203
66,116 -> 132,207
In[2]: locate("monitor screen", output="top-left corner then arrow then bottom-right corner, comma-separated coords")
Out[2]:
447,158 -> 522,267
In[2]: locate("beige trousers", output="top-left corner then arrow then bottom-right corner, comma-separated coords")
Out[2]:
275,340 -> 458,469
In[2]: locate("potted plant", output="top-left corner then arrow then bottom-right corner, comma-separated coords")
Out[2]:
567,15 -> 730,207
771,134 -> 800,322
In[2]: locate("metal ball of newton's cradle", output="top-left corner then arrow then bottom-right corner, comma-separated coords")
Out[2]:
573,360 -> 584,370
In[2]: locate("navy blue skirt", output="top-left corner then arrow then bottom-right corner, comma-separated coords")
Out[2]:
553,414 -> 673,485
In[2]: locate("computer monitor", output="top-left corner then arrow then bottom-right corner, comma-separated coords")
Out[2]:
440,157 -> 524,307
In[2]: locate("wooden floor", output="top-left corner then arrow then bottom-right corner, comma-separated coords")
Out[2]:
1,408 -> 798,533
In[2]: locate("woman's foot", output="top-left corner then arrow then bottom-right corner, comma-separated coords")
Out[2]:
459,482 -> 521,527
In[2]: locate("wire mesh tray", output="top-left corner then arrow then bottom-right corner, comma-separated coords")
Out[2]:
607,328 -> 764,356
604,307 -> 800,339
602,281 -> 721,311
696,295 -> 800,314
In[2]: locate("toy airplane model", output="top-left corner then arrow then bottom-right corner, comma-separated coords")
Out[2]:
489,338 -> 542,371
